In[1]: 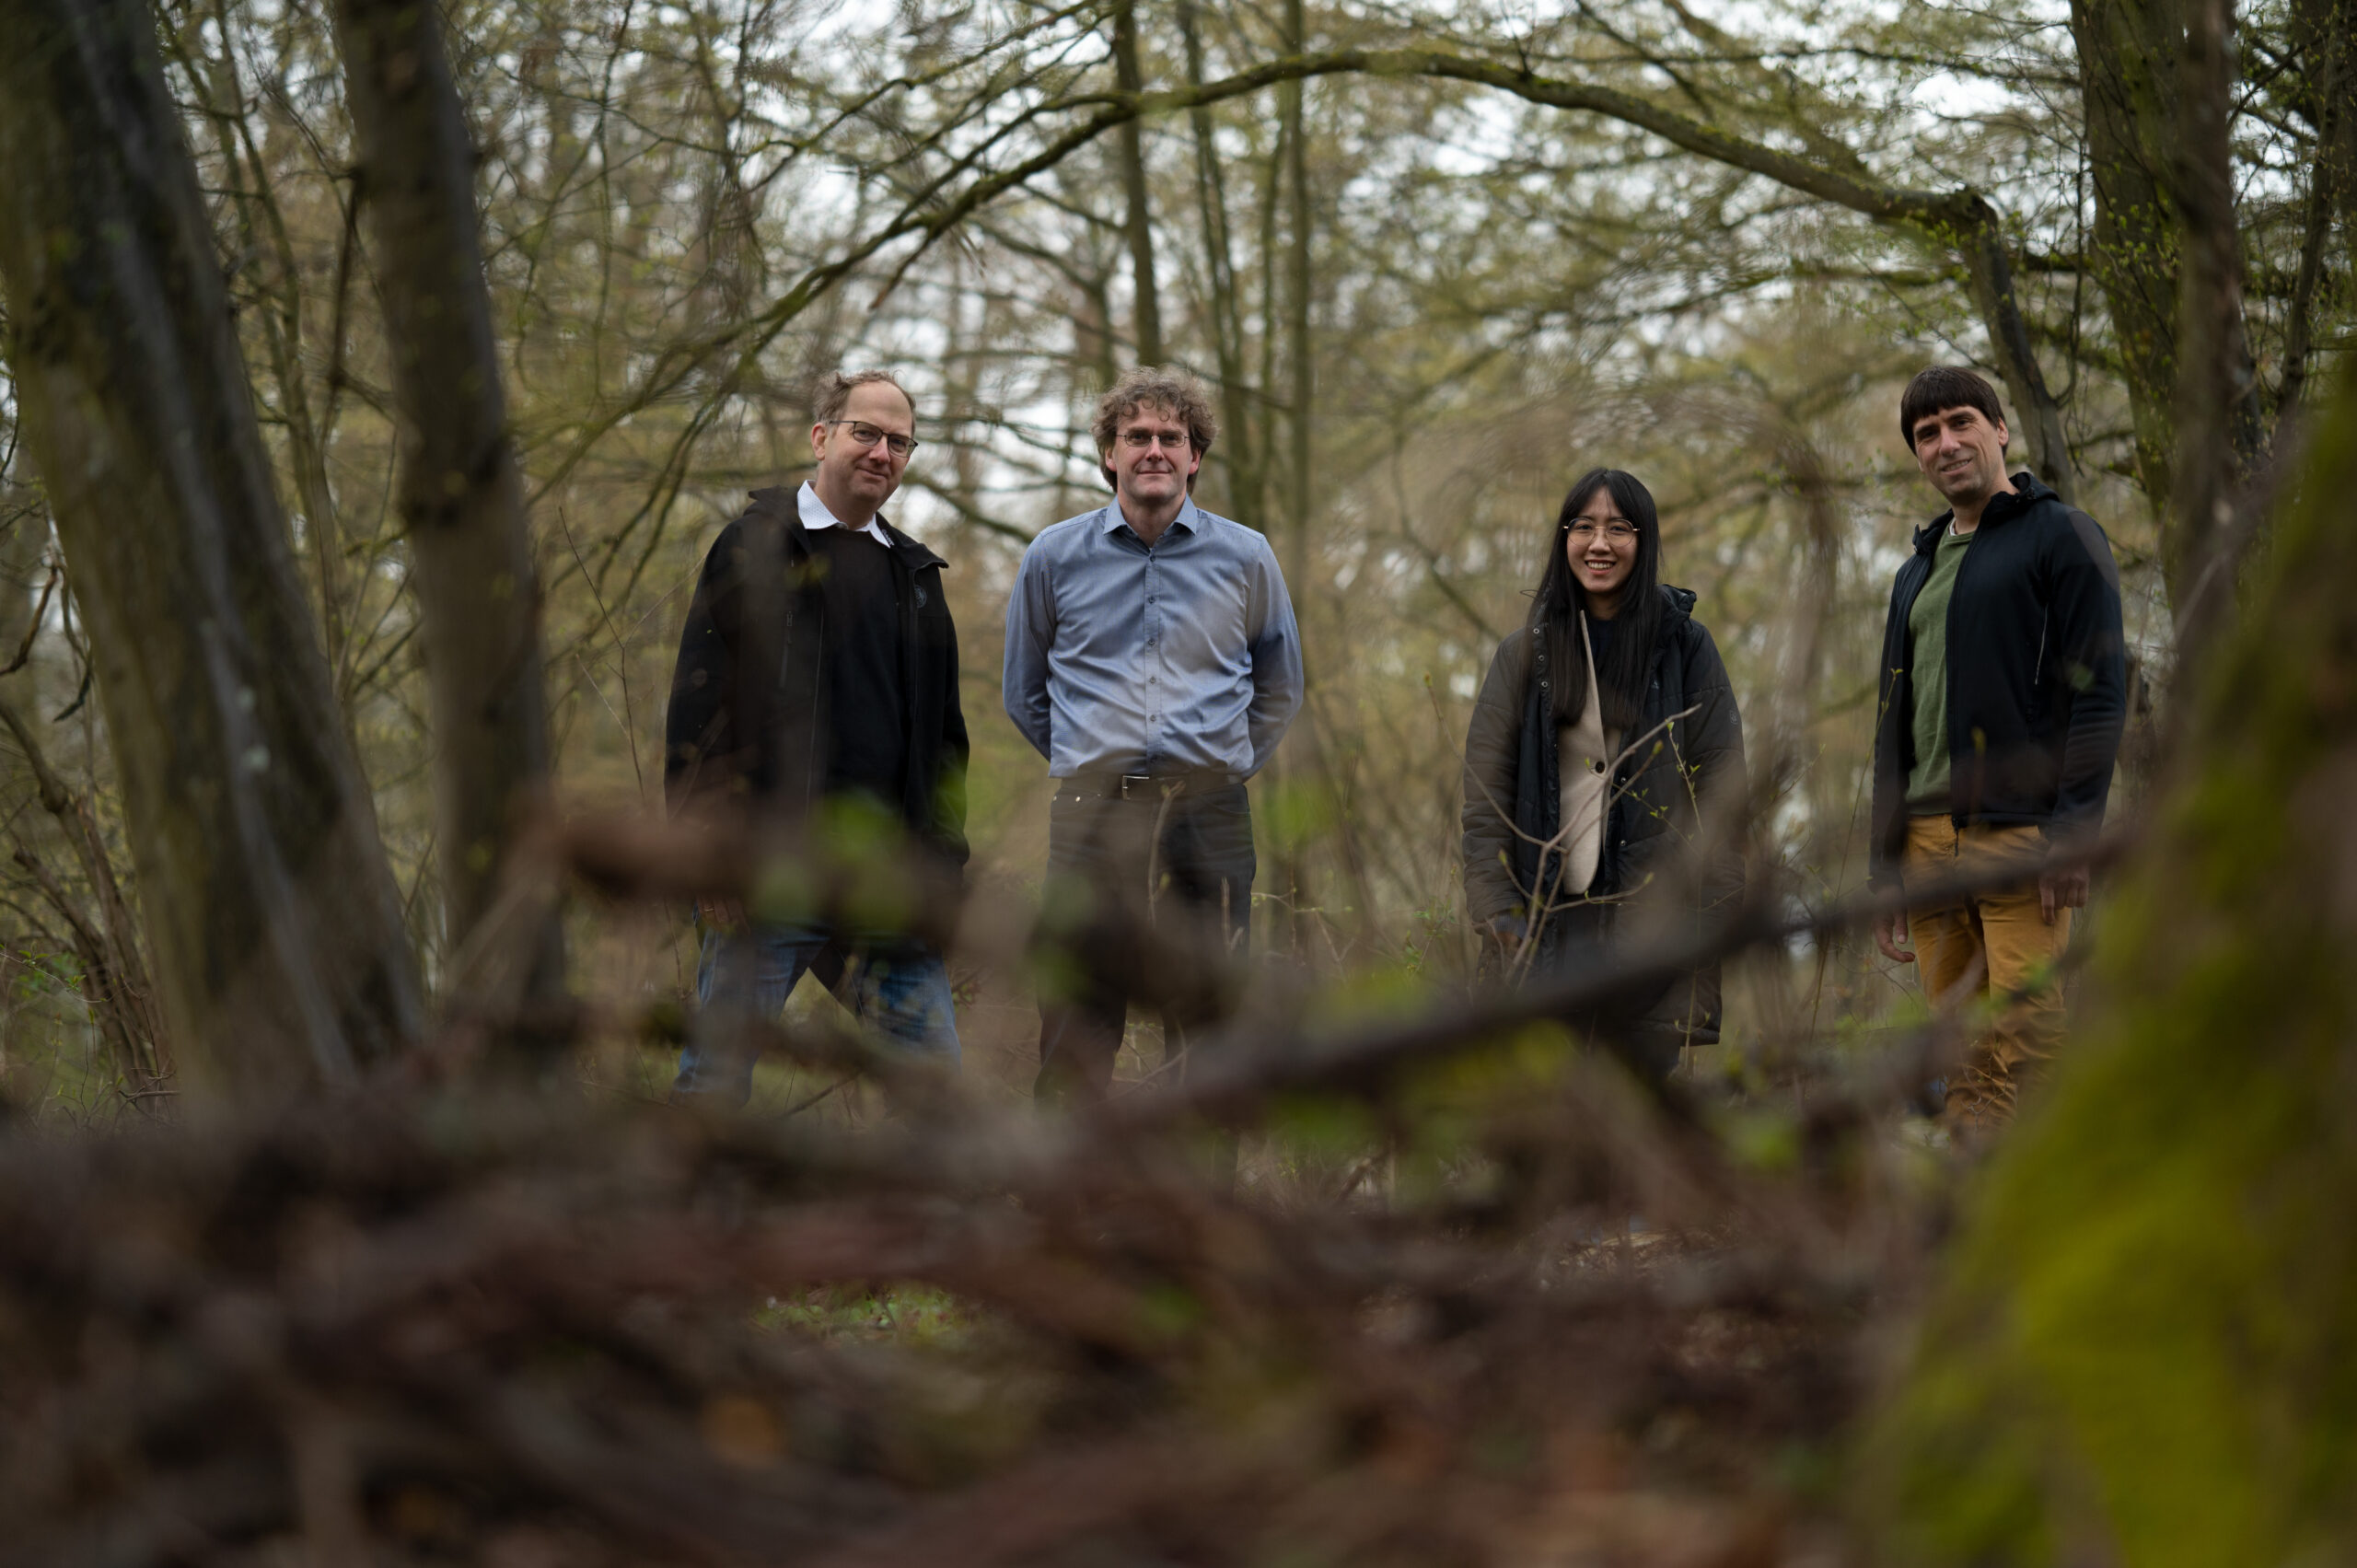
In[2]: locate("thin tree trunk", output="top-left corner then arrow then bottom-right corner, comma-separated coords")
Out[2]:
2169,0 -> 2264,647
1276,0 -> 1316,950
1178,0 -> 1257,520
189,4 -> 354,691
0,0 -> 424,1094
944,249 -> 983,529
330,0 -> 564,1003
2275,0 -> 2353,424
10,833 -> 163,1095
0,524 -> 168,1087
2275,150 -> 2340,426
1113,2 -> 1163,365
0,694 -> 172,1085
1953,203 -> 2078,504
1253,113 -> 1286,535
1282,0 -> 1313,569
1075,259 -> 1119,394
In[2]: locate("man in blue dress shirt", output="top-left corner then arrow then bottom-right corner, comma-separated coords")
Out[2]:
1003,367 -> 1304,1102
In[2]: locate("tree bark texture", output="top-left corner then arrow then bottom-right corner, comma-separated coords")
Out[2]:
330,0 -> 563,999
0,693 -> 172,1090
1281,0 -> 1314,573
2073,0 -> 2190,520
1953,203 -> 2078,504
1270,0 -> 1317,947
331,0 -> 565,1004
2168,0 -> 2266,643
1112,2 -> 1163,366
2275,0 -> 2355,423
0,0 -> 424,1093
1179,0 -> 1259,525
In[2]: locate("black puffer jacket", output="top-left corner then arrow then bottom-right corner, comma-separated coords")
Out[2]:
1462,585 -> 1747,1041
664,487 -> 970,868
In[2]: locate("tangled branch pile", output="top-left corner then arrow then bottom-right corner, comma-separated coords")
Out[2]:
0,988 -> 1930,1566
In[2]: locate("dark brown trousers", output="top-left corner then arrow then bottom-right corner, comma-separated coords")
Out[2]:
1033,782 -> 1255,1102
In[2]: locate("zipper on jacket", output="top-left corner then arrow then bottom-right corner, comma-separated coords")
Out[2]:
893,552 -> 923,819
772,527 -> 821,809
1940,521 -> 1981,807
804,596 -> 823,807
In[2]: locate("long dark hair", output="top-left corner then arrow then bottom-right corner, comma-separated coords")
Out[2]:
1530,468 -> 1663,730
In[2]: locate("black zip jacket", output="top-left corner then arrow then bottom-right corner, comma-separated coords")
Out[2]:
1462,585 -> 1747,1040
664,487 -> 970,868
1868,473 -> 2124,889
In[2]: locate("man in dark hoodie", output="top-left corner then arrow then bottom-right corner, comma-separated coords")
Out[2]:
1870,366 -> 2125,1132
663,370 -> 969,1100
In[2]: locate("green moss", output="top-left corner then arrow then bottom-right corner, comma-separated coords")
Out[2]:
1868,364 -> 2357,1563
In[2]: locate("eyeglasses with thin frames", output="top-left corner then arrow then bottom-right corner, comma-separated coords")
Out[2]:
825,420 -> 920,458
1564,517 -> 1639,543
1120,428 -> 1194,450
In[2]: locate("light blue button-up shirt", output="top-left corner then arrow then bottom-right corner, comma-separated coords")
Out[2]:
1003,497 -> 1304,779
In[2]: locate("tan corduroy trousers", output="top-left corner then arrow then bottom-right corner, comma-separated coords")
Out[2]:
1901,816 -> 2073,1132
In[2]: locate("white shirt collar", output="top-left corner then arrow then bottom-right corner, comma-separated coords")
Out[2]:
797,481 -> 892,546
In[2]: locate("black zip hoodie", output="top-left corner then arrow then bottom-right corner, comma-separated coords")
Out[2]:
663,486 -> 970,869
1868,473 -> 2125,888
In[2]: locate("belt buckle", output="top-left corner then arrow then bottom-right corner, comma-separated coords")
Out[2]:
1118,773 -> 1154,800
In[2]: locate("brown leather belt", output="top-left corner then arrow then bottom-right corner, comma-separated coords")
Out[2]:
1056,771 -> 1237,801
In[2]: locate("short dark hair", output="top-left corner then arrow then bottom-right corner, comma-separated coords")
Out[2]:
816,369 -> 915,426
1899,367 -> 2006,449
1091,366 -> 1217,492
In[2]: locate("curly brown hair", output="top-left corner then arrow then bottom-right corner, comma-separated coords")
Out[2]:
1090,366 -> 1217,492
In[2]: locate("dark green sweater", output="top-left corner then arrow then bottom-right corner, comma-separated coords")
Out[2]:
1905,527 -> 1974,810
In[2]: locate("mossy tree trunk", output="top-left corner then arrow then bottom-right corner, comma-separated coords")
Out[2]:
2071,0 -> 2271,571
0,0 -> 424,1093
2073,0 -> 2189,525
1873,357 -> 2357,1564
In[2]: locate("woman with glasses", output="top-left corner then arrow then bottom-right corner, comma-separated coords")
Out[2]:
1460,468 -> 1747,1086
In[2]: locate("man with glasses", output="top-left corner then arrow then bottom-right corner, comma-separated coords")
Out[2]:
665,369 -> 968,1100
1004,366 -> 1303,1103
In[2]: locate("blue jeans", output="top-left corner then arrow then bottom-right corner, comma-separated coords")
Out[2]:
676,922 -> 960,1103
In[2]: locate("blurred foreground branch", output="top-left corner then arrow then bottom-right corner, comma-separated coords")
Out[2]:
0,783 -> 2049,1562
